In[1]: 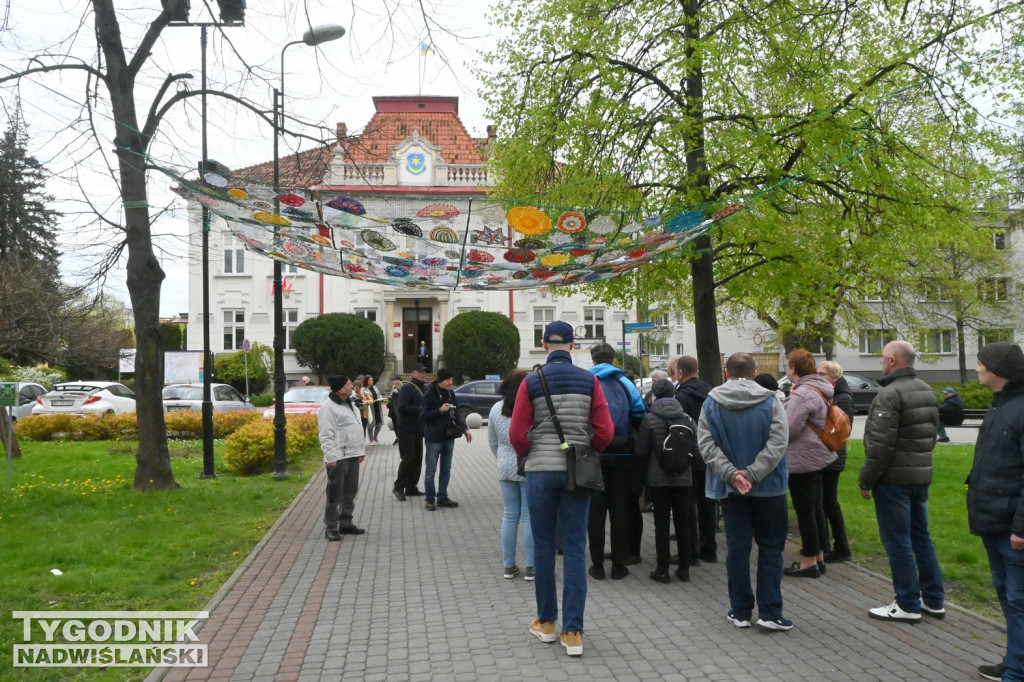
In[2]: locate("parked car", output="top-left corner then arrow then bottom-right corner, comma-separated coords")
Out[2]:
162,383 -> 256,413
778,372 -> 883,413
261,386 -> 331,419
452,379 -> 502,421
8,382 -> 47,421
32,381 -> 136,416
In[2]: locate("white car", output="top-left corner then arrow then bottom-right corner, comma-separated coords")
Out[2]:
32,381 -> 136,416
10,382 -> 47,421
262,387 -> 331,419
163,383 -> 256,413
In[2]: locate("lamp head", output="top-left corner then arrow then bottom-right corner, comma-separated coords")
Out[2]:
302,24 -> 346,46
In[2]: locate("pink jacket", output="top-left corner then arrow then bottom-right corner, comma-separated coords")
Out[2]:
784,373 -> 838,474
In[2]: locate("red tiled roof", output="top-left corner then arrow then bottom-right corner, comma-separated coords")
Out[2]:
233,144 -> 337,190
344,96 -> 486,166
232,97 -> 487,187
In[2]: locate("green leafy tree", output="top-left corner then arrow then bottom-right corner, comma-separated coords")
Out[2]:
614,351 -> 644,379
293,313 -> 385,381
482,0 -> 1022,386
442,311 -> 520,381
161,322 -> 184,352
214,342 -> 272,395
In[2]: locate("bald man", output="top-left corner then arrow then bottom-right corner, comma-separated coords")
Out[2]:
859,340 -> 944,625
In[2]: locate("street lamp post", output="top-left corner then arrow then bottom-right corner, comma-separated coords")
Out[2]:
165,1 -> 243,479
271,24 -> 347,480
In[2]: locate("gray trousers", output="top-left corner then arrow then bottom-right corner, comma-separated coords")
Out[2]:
324,458 -> 360,530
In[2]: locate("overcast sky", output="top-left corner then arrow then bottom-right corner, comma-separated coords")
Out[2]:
1,0 -> 497,317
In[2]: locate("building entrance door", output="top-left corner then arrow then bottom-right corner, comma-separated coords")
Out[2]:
403,307 -> 433,372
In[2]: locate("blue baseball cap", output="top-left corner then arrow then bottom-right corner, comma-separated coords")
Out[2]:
942,387 -> 956,395
543,321 -> 574,343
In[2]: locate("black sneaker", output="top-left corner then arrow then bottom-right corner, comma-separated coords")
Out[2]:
698,550 -> 718,563
425,500 -> 437,511
324,529 -> 341,541
437,496 -> 459,508
649,570 -> 670,584
393,489 -> 407,502
674,568 -> 690,582
978,662 -> 1005,681
588,564 -> 605,580
610,565 -> 629,580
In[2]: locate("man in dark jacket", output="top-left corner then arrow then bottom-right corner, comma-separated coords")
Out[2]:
967,342 -> 1024,682
675,355 -> 717,564
860,340 -> 944,624
937,387 -> 966,443
392,364 -> 428,501
419,368 -> 471,511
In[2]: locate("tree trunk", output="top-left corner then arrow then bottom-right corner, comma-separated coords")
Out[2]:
684,1 -> 723,387
956,314 -> 967,385
0,408 -> 22,459
94,0 -> 177,490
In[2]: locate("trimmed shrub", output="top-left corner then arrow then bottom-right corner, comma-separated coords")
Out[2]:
615,351 -> 645,378
934,381 -> 994,409
213,411 -> 262,438
104,413 -> 139,441
15,409 -> 263,442
442,311 -> 520,381
223,414 -> 321,475
164,411 -> 203,439
293,313 -> 385,380
214,343 -> 272,395
15,414 -> 75,441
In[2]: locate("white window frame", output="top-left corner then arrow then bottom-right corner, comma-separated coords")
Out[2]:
223,238 -> 245,275
859,328 -> 896,355
979,329 -> 1014,347
223,309 -> 245,351
534,307 -> 555,348
979,277 -> 1010,303
284,309 -> 299,349
919,329 -> 954,355
584,307 -> 605,340
355,308 -> 378,322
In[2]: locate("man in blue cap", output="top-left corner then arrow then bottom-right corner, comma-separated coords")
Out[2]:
937,387 -> 965,443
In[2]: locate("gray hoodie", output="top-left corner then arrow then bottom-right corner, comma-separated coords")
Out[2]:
697,378 -> 789,497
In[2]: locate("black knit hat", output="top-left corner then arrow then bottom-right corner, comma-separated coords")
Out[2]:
436,368 -> 454,383
978,342 -> 1024,381
328,375 -> 351,393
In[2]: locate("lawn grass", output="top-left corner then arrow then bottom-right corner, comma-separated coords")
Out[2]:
829,440 -> 999,619
0,439 -> 321,681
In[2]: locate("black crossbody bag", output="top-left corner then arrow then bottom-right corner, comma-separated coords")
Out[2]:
536,368 -> 604,496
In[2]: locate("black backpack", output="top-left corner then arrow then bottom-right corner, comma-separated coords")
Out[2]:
659,414 -> 698,476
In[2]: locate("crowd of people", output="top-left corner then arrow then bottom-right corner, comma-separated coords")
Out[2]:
312,326 -> 1024,677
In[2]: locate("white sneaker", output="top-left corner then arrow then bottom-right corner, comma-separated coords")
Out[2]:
868,601 -> 921,624
920,603 -> 946,620
726,612 -> 751,628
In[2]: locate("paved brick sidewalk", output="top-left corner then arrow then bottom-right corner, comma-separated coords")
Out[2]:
152,430 -> 1005,681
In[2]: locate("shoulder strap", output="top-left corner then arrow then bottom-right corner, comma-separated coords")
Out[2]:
802,385 -> 830,436
537,367 -> 569,448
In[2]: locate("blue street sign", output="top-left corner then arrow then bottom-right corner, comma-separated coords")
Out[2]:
242,339 -> 251,353
624,322 -> 657,333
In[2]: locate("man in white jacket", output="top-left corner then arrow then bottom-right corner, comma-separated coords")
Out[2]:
320,375 -> 367,541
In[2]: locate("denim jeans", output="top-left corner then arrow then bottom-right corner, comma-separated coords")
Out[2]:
500,479 -> 534,569
424,439 -> 454,500
527,471 -> 590,634
720,493 -> 788,622
872,483 -> 945,613
982,534 -> 1024,682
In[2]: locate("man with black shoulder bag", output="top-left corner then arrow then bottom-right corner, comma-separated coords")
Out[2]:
510,321 -> 613,657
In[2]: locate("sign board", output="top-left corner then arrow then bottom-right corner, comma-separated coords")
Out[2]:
624,322 -> 657,333
164,351 -> 204,385
485,374 -> 500,380
242,339 -> 251,353
119,348 -> 137,373
0,383 -> 16,408
615,341 -> 633,347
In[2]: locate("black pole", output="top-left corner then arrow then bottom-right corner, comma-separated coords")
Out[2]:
271,86 -> 289,479
199,24 -> 216,479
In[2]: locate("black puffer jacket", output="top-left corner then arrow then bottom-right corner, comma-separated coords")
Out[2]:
859,367 -> 938,489
824,377 -> 855,473
420,381 -> 468,443
636,397 -> 694,487
967,384 -> 1024,536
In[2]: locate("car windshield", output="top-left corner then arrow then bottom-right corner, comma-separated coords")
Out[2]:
163,386 -> 203,400
283,388 -> 329,403
53,385 -> 102,395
